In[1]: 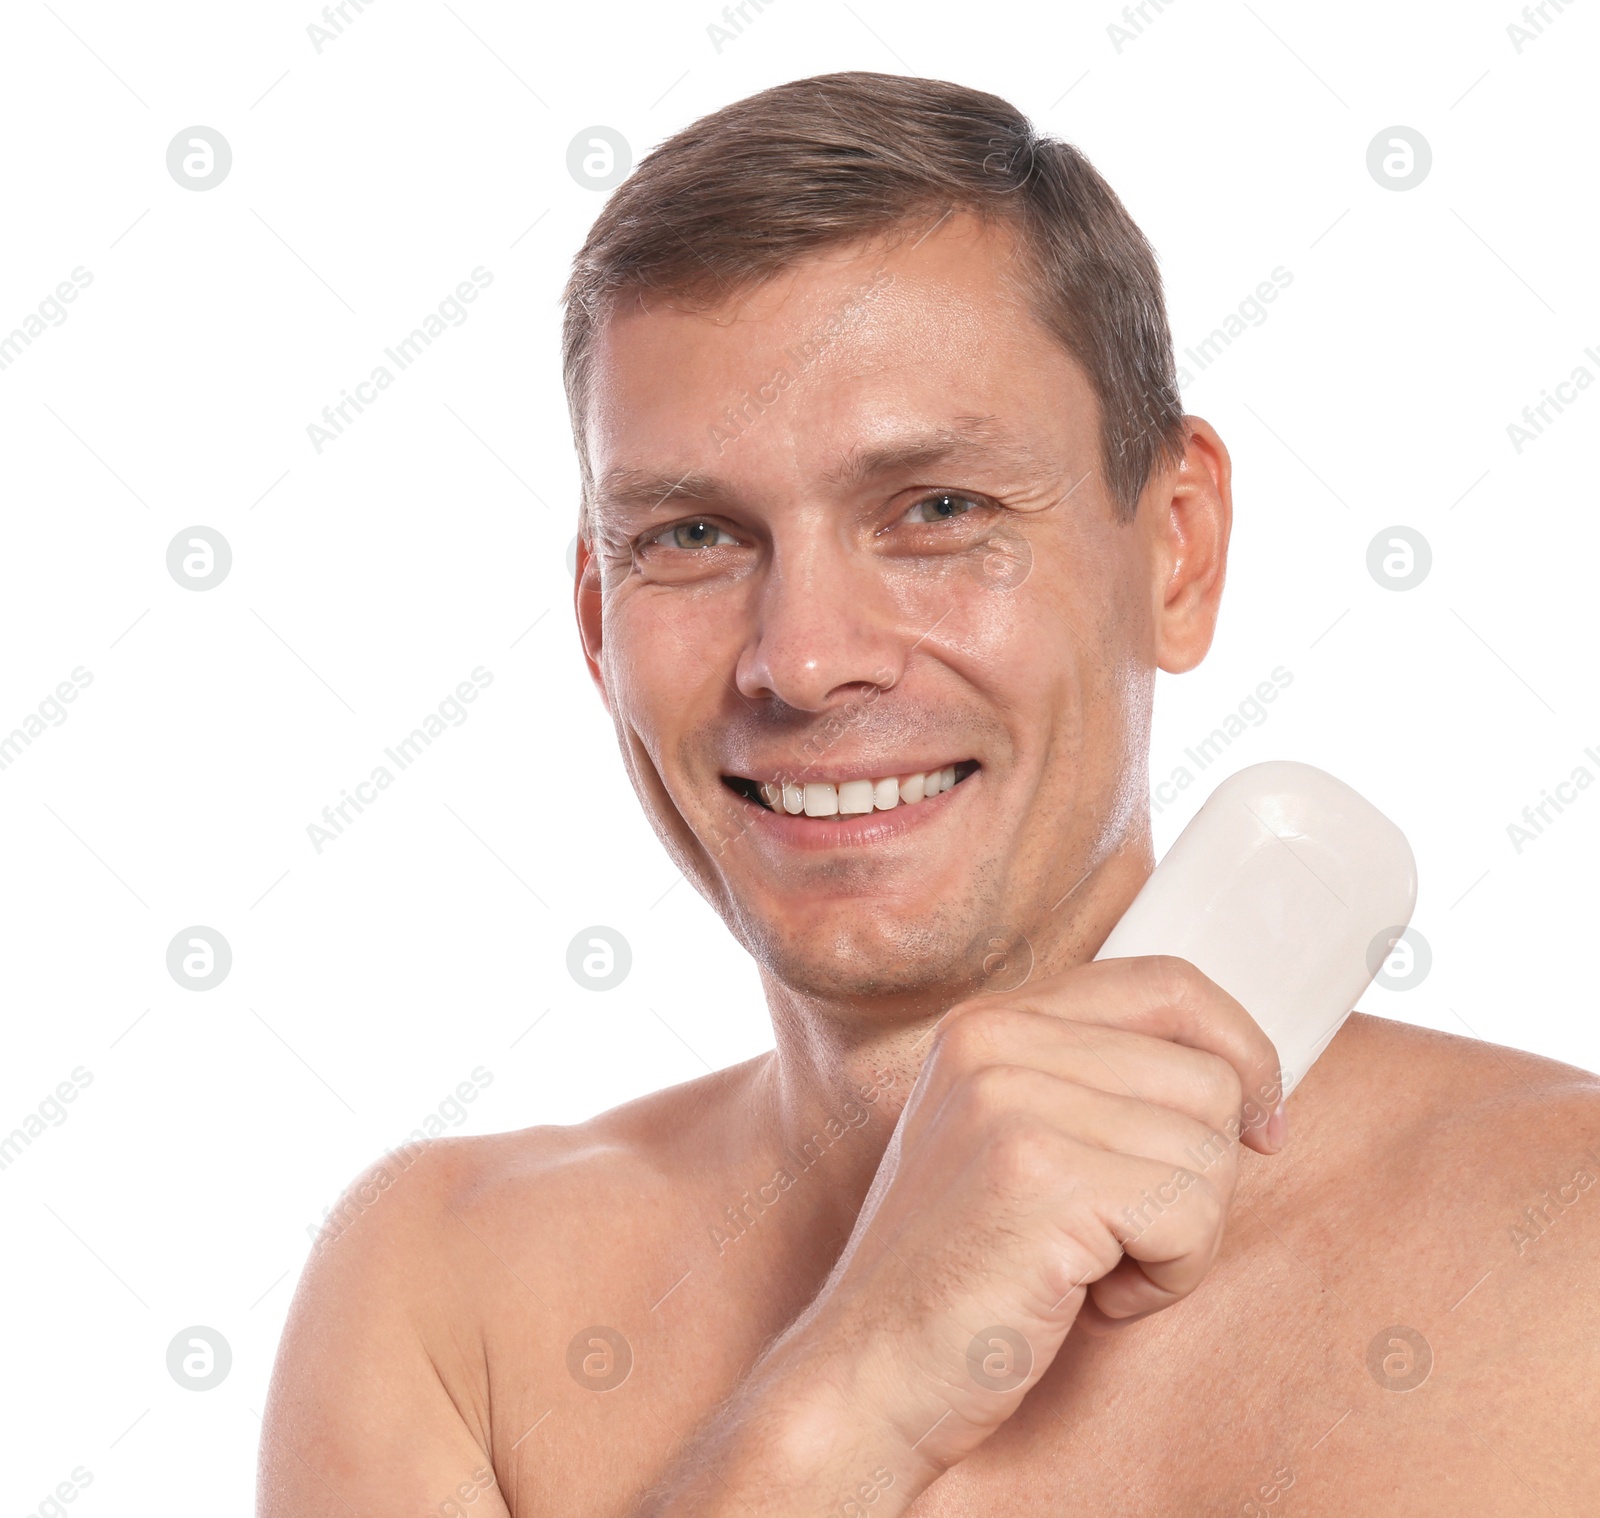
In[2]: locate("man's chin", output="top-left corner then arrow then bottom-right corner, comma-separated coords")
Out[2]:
736,909 -> 1001,1009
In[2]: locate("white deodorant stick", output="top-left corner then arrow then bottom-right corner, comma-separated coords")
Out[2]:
1093,760 -> 1417,1098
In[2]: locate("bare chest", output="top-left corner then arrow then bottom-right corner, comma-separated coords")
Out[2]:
476,1209 -> 1548,1516
479,1250 -> 1466,1517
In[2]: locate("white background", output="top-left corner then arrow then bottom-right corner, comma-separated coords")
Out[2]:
1,0 -> 1595,1510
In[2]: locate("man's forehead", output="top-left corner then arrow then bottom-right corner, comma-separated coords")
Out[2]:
586,213 -> 1043,400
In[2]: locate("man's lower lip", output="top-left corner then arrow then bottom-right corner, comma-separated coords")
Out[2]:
725,772 -> 977,849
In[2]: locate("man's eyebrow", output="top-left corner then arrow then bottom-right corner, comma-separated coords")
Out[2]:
821,418 -> 1042,490
592,419 -> 1042,520
591,466 -> 730,516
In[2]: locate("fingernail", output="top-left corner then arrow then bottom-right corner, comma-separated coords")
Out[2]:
1265,1098 -> 1288,1152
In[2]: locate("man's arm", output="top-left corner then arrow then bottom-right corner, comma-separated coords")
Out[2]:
257,1148 -> 511,1518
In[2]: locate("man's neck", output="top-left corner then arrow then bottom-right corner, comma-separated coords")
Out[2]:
734,824 -> 1158,1240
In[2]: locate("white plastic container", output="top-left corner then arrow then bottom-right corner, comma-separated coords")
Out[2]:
1094,761 -> 1417,1097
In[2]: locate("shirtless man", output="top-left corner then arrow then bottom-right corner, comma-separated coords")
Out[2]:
259,73 -> 1600,1516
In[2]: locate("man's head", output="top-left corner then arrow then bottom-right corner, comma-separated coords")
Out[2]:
564,72 -> 1232,1017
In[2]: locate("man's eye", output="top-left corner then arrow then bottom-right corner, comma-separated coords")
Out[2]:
904,493 -> 981,524
649,520 -> 738,550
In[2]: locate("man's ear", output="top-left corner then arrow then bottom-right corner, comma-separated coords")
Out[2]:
573,532 -> 611,712
1147,417 -> 1232,674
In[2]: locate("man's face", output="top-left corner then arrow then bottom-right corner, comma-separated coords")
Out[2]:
578,214 -> 1183,1006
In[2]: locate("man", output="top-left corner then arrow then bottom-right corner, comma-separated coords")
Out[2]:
259,73 -> 1600,1516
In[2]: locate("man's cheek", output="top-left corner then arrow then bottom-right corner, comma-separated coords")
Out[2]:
612,608 -> 737,765
875,546 -> 996,632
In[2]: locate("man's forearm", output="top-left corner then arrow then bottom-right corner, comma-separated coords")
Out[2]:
637,1333 -> 944,1518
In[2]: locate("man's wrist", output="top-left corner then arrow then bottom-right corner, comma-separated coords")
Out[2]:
768,1377 -> 943,1487
751,1333 -> 952,1505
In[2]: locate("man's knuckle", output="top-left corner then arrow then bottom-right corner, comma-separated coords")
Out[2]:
935,1003 -> 1009,1070
1177,1117 -> 1236,1174
1197,1053 -> 1243,1115
985,1120 -> 1062,1189
959,1061 -> 1032,1121
1179,1172 -> 1229,1237
1147,953 -> 1203,1008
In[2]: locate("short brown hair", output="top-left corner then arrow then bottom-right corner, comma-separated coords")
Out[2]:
561,71 -> 1185,525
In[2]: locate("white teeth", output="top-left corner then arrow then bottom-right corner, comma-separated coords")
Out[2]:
838,779 -> 874,815
803,782 -> 839,817
746,766 -> 970,815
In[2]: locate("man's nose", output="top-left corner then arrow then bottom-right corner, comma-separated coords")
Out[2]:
733,539 -> 907,711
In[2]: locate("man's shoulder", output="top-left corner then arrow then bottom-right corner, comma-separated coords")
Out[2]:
1291,1012 -> 1600,1220
1388,1013 -> 1600,1269
1258,1013 -> 1600,1501
1326,1011 -> 1600,1156
1275,1013 -> 1600,1367
264,1057 -> 768,1497
313,1055 -> 765,1275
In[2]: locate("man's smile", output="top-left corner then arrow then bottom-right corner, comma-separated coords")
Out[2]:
723,760 -> 980,816
716,761 -> 982,849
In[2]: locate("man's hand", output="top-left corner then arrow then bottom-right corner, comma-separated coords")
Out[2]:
642,955 -> 1287,1516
